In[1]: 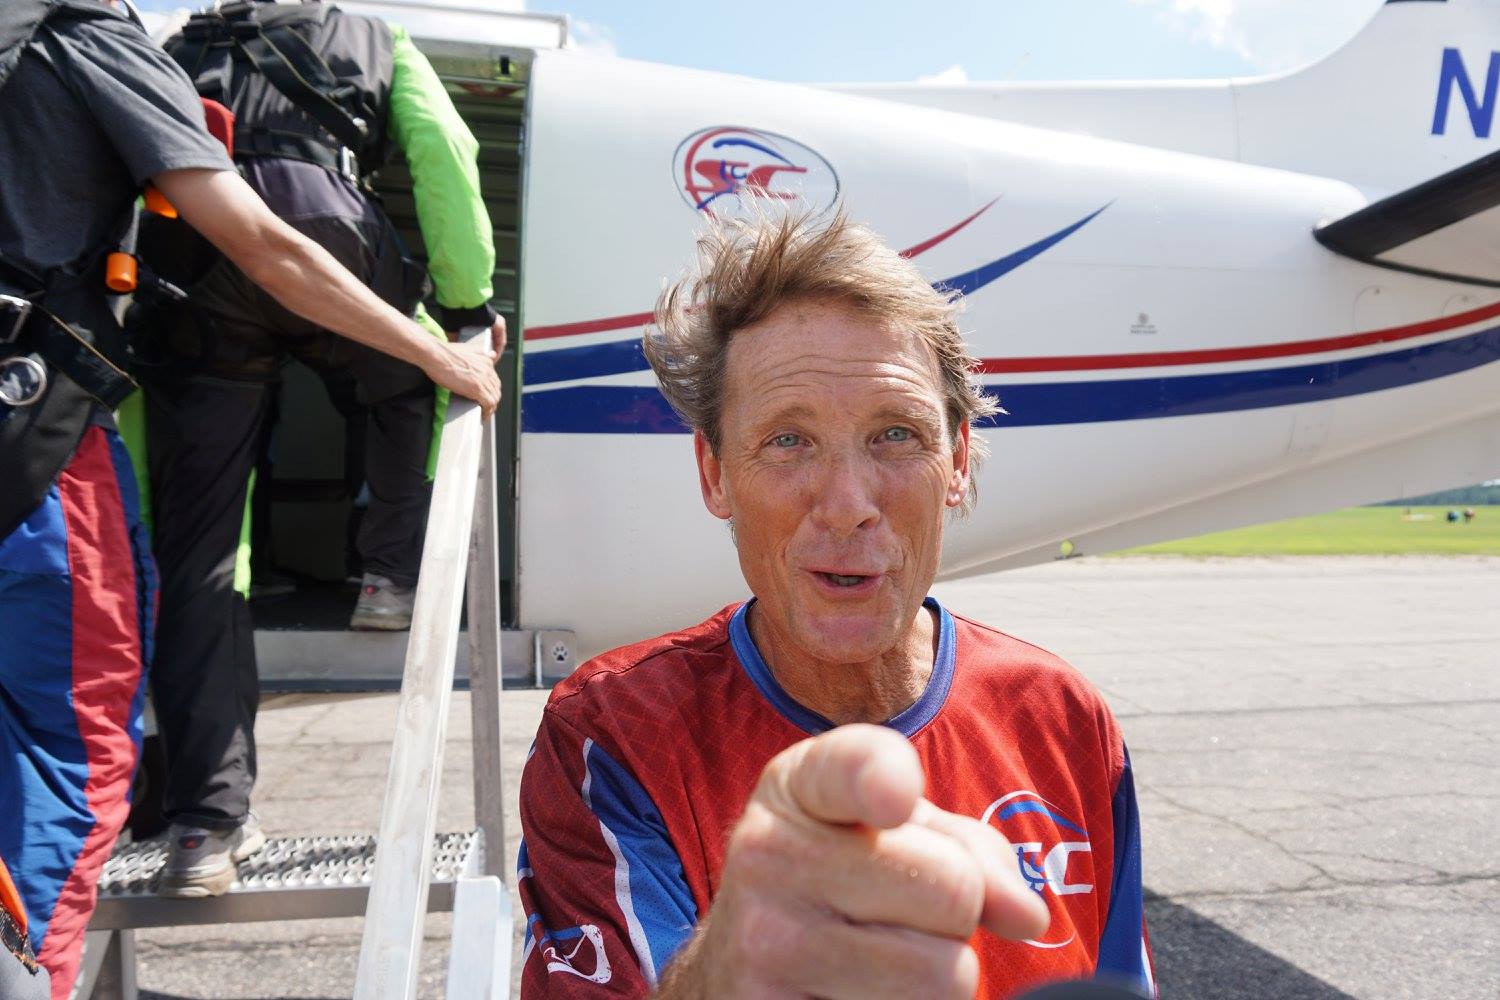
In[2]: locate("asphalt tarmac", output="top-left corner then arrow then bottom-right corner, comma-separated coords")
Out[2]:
130,556 -> 1500,999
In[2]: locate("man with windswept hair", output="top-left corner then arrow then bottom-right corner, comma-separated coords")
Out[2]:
516,208 -> 1154,999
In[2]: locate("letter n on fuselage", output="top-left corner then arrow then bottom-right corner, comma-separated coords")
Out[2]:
1432,47 -> 1500,137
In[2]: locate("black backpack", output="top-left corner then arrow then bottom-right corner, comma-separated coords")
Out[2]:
166,0 -> 394,183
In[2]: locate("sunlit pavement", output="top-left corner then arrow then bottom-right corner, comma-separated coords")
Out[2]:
134,556 -> 1500,999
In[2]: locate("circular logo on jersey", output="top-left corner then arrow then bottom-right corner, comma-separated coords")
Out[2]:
982,790 -> 1095,950
673,126 -> 839,216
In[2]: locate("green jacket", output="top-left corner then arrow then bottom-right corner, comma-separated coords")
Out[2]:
389,23 -> 495,323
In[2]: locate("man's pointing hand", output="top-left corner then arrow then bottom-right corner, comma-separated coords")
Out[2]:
657,724 -> 1049,999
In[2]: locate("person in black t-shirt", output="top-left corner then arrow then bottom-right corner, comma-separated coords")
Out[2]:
0,3 -> 500,994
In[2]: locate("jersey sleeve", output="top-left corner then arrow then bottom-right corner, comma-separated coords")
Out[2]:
41,18 -> 232,184
1095,745 -> 1157,997
517,711 -> 698,998
386,22 -> 496,320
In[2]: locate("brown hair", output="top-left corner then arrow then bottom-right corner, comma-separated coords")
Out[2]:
644,205 -> 998,510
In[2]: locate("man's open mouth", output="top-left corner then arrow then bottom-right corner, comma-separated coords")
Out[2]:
815,572 -> 873,588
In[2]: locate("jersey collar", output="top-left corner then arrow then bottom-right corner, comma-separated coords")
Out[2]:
728,596 -> 957,738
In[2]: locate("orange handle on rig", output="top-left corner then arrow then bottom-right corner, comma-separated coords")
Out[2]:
105,252 -> 138,294
144,185 -> 177,219
0,854 -> 26,935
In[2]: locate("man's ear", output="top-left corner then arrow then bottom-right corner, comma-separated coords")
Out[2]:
695,431 -> 733,520
945,420 -> 972,510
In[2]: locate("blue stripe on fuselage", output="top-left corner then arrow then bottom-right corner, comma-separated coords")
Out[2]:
937,203 -> 1109,298
520,322 -> 1500,433
525,337 -> 649,387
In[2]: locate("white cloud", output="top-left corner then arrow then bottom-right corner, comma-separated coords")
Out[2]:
567,17 -> 619,57
1130,0 -> 1384,73
916,64 -> 971,85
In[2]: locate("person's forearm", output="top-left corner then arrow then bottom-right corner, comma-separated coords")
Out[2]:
153,168 -> 438,368
156,168 -> 500,411
233,222 -> 442,370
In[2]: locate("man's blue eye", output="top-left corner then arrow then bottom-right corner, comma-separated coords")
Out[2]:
772,433 -> 800,448
882,427 -> 912,442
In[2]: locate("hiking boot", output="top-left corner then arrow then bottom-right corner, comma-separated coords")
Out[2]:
349,573 -> 415,631
157,813 -> 266,898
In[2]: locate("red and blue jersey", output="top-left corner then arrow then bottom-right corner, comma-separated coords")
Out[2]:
518,597 -> 1154,998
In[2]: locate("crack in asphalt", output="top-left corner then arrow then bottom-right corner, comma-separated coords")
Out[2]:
1137,778 -> 1497,902
1152,868 -> 1500,904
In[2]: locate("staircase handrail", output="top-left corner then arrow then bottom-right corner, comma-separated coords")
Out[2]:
353,331 -> 508,1000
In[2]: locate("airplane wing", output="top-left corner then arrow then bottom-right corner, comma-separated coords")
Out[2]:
1315,149 -> 1500,288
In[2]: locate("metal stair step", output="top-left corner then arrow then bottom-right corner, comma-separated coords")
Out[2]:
90,831 -> 478,931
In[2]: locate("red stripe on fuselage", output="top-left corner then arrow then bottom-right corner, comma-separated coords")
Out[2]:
525,310 -> 658,342
40,428 -> 143,998
524,200 -> 1001,341
977,297 -> 1500,374
898,197 -> 998,259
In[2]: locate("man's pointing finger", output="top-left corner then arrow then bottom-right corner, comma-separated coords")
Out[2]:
763,724 -> 925,829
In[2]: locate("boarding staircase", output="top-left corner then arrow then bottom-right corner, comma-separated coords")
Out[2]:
77,331 -> 516,1000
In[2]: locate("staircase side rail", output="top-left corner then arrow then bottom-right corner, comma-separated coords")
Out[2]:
353,336 -> 493,1000
466,411 -> 508,883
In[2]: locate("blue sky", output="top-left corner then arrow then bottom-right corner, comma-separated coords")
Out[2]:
135,1 -> 1389,83
548,0 -> 1388,83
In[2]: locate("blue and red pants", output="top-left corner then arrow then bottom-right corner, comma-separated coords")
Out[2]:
0,426 -> 155,998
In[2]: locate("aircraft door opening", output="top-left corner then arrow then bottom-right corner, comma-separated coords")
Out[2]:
248,42 -> 531,687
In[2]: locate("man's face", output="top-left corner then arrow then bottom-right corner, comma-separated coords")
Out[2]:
696,298 -> 971,665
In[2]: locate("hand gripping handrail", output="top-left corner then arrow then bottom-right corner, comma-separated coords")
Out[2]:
354,330 -> 511,1000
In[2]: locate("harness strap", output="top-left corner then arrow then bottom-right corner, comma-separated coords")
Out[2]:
226,10 -> 370,157
0,853 -> 37,975
1,909 -> 39,977
1,296 -> 136,410
234,126 -> 355,181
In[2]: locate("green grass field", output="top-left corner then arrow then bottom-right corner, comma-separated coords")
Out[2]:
1122,505 -> 1500,556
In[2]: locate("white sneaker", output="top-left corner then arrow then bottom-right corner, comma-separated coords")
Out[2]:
349,573 -> 415,631
157,813 -> 266,898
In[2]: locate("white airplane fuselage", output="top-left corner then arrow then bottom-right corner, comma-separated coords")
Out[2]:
340,0 -> 1500,658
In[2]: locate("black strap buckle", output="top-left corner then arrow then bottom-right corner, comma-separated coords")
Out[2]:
0,294 -> 33,346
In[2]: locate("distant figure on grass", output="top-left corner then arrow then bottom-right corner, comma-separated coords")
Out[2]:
515,207 -> 1155,999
